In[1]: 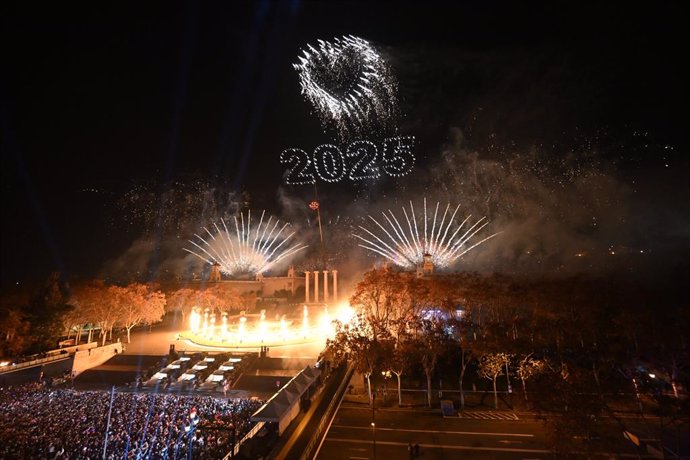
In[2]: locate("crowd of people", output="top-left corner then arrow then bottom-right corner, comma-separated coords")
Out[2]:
0,384 -> 263,459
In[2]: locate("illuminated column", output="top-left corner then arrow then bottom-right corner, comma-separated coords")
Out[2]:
323,271 -> 329,303
305,271 -> 310,303
314,270 -> 319,303
332,270 -> 338,302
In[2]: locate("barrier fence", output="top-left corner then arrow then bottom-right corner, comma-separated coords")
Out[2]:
221,421 -> 266,460
0,354 -> 71,374
300,363 -> 354,460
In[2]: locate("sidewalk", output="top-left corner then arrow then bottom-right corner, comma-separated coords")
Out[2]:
344,388 -> 523,411
342,386 -> 676,419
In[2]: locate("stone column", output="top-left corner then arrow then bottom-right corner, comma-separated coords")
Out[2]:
332,270 -> 338,302
323,270 -> 329,303
314,271 -> 319,303
304,271 -> 310,303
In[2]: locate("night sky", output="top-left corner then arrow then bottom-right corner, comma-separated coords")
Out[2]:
1,1 -> 688,285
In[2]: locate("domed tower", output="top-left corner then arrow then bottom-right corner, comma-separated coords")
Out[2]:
423,253 -> 434,275
417,253 -> 434,277
287,265 -> 296,295
209,262 -> 222,282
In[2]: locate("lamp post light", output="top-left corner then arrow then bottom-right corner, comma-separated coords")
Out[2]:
505,356 -> 512,395
381,370 -> 391,402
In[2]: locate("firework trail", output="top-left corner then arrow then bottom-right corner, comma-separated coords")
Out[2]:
184,210 -> 308,276
293,35 -> 398,138
353,198 -> 500,269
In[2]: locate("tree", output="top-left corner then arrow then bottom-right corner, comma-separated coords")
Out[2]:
98,286 -> 122,345
410,317 -> 451,407
70,281 -> 111,345
0,299 -> 29,357
0,307 -> 24,344
458,346 -> 474,410
168,287 -> 225,324
239,291 -> 257,312
349,268 -> 415,339
479,353 -> 508,409
533,365 -> 610,458
72,281 -> 122,346
326,313 -> 383,405
117,283 -> 166,343
516,353 -> 546,401
214,287 -> 243,313
23,272 -> 73,353
445,312 -> 477,411
382,321 -> 415,407
388,344 -> 407,407
61,303 -> 87,344
65,278 -> 111,345
167,288 -> 196,324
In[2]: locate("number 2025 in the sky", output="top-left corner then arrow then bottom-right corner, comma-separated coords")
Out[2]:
280,136 -> 415,185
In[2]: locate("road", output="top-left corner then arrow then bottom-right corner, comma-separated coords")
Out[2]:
313,402 -> 682,459
317,404 -> 550,460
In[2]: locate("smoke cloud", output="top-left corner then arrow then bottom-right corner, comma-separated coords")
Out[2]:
99,41 -> 688,283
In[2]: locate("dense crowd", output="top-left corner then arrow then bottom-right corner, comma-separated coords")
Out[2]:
0,384 -> 263,459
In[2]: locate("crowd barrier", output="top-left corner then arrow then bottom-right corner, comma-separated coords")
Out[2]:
221,421 -> 266,460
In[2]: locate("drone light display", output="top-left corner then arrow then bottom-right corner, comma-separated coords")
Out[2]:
281,135 -> 415,185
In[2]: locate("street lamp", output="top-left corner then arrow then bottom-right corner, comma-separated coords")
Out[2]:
381,370 -> 391,402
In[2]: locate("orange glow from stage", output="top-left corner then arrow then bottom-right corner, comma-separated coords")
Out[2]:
182,302 -> 356,349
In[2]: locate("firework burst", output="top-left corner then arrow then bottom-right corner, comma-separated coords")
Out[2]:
353,199 -> 500,269
184,211 -> 308,277
293,35 -> 397,138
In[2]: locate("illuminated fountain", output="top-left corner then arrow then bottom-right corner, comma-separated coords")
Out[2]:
259,310 -> 267,343
221,313 -> 228,336
190,308 -> 201,333
203,310 -> 210,337
179,302 -> 355,349
280,316 -> 288,341
320,306 -> 332,336
238,316 -> 247,343
303,305 -> 309,339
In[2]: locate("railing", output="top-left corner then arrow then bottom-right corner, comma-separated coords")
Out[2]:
0,354 -> 72,374
299,363 -> 354,460
221,421 -> 266,460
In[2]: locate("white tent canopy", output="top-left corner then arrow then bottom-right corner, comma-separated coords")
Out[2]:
250,365 -> 322,434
